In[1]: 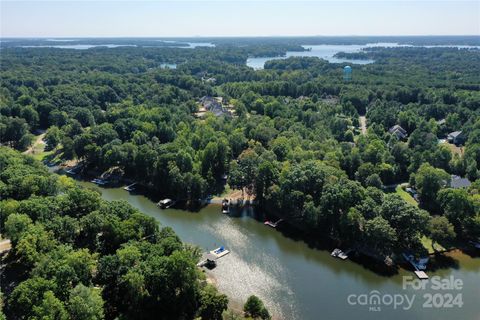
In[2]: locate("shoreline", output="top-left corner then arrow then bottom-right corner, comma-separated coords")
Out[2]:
200,268 -> 247,319
211,188 -> 255,202
58,162 -> 478,275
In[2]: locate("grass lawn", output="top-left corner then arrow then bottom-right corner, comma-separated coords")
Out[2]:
27,133 -> 63,163
421,236 -> 450,254
219,184 -> 232,197
393,187 -> 453,254
31,149 -> 55,161
395,185 -> 418,207
441,141 -> 464,156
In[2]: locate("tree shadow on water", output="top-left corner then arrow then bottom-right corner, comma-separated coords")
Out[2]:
427,253 -> 460,272
345,253 -> 399,277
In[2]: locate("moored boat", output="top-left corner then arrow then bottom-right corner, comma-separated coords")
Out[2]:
209,246 -> 230,258
331,248 -> 348,260
158,198 -> 176,209
221,198 -> 229,213
91,178 -> 108,186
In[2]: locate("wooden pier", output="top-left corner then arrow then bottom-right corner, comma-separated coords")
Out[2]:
264,219 -> 283,228
403,253 -> 429,279
197,247 -> 230,268
414,271 -> 429,279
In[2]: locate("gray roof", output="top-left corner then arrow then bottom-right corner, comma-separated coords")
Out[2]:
389,125 -> 407,139
448,131 -> 463,138
450,175 -> 471,189
389,125 -> 407,135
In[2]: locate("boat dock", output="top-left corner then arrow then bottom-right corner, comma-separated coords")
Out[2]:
264,219 -> 283,228
65,168 -> 78,175
403,253 -> 429,279
197,246 -> 230,268
331,248 -> 350,260
196,253 -> 218,268
469,240 -> 480,249
414,271 -> 429,279
124,182 -> 137,192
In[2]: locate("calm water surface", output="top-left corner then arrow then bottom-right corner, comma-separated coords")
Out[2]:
246,43 -> 480,69
246,43 -> 379,69
78,182 -> 480,320
20,44 -> 137,49
18,41 -> 215,50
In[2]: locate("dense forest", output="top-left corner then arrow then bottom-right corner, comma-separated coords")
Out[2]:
0,148 -> 236,320
1,38 -> 480,318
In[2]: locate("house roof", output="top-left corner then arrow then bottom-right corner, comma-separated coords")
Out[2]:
450,175 -> 471,189
389,125 -> 407,135
389,125 -> 407,139
393,131 -> 407,139
448,131 -> 463,138
198,96 -> 231,117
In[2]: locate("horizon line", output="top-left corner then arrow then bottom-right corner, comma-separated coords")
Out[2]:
2,34 -> 480,39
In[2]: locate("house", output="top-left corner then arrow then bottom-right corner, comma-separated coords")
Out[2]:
450,175 -> 471,189
199,96 -> 222,109
196,96 -> 231,118
202,77 -> 217,84
437,119 -> 446,126
447,131 -> 465,145
388,125 -> 408,140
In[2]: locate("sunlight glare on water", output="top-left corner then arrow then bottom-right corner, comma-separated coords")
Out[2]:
201,217 -> 297,319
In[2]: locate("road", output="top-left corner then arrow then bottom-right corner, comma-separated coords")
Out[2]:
359,116 -> 367,134
0,239 -> 11,253
24,132 -> 46,155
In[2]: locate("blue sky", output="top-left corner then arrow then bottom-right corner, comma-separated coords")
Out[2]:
1,1 -> 479,37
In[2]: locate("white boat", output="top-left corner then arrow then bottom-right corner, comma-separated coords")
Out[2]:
331,248 -> 348,260
158,198 -> 176,209
209,246 -> 230,258
91,178 -> 108,186
221,198 -> 229,213
331,248 -> 341,257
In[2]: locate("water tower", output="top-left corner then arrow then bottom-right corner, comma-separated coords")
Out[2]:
343,65 -> 352,81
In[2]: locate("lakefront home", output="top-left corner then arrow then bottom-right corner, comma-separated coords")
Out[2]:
447,131 -> 465,145
388,125 -> 408,140
450,175 -> 471,189
196,96 -> 232,118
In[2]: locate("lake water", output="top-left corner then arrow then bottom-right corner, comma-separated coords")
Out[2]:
246,43 -> 382,69
77,182 -> 480,320
181,42 -> 215,49
245,43 -> 480,69
18,41 -> 215,50
20,44 -> 137,49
